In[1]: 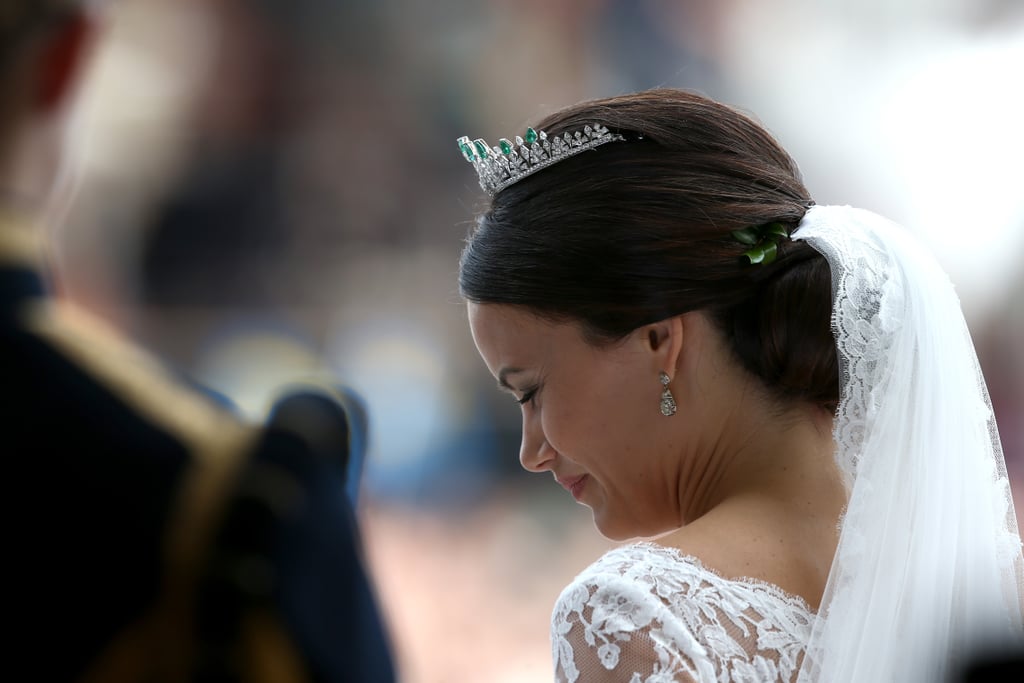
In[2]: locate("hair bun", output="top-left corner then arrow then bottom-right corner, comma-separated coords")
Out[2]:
722,243 -> 838,410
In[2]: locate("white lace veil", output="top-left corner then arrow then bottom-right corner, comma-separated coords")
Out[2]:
792,205 -> 1024,682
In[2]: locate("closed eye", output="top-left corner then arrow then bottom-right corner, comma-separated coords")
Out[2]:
517,387 -> 538,405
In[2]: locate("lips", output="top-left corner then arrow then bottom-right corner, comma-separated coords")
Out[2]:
557,474 -> 588,501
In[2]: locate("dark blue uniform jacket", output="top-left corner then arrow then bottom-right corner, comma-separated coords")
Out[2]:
2,218 -> 396,683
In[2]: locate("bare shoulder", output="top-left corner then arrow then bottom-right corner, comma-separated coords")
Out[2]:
653,499 -> 836,610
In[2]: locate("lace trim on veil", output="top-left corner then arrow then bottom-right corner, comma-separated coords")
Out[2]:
794,206 -> 1024,682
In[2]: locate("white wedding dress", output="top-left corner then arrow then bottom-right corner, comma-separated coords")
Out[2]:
552,543 -> 814,683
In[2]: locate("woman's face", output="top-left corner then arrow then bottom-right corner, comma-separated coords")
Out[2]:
468,302 -> 686,540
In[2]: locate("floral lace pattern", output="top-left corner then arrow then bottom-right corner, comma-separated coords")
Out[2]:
552,543 -> 814,682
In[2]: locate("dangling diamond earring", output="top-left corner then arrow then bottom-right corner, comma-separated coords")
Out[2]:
659,371 -> 677,417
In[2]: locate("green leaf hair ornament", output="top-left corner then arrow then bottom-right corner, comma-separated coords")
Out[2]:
731,222 -> 789,265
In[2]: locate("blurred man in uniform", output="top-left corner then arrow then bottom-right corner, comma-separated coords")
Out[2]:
1,2 -> 396,681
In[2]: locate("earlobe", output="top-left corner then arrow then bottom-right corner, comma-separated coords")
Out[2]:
34,12 -> 95,114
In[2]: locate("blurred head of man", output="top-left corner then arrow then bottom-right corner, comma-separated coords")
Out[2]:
0,0 -> 95,214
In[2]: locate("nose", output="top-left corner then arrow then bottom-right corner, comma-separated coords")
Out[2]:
519,410 -> 555,472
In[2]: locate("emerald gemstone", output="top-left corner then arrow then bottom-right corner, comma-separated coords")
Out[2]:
525,127 -> 538,144
499,138 -> 513,154
474,139 -> 489,158
457,137 -> 475,161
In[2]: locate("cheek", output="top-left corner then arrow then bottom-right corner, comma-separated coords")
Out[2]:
539,396 -> 599,460
586,370 -> 654,433
542,380 -> 641,462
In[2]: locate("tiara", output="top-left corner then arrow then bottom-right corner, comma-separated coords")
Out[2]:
457,124 -> 625,195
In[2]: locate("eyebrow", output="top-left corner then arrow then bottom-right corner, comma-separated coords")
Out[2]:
497,367 -> 525,392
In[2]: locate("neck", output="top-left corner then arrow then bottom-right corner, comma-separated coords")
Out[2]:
675,371 -> 842,526
735,404 -> 834,496
662,385 -> 845,606
648,314 -> 845,605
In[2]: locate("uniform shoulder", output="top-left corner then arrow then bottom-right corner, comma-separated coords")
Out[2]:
24,299 -> 257,455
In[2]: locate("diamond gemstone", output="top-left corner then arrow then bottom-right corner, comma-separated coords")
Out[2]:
457,123 -> 624,195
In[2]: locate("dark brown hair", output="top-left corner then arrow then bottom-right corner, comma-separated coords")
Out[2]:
459,89 -> 838,410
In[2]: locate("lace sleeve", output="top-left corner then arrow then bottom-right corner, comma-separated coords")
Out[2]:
551,574 -> 713,683
550,544 -> 815,683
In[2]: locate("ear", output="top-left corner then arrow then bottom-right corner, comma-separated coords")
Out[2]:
642,315 -> 685,380
33,10 -> 96,114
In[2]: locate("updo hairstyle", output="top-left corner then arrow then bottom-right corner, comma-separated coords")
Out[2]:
459,89 -> 838,411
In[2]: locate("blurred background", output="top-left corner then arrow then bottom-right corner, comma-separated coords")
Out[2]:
55,0 -> 1024,680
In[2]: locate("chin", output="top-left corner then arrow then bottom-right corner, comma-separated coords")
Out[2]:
593,507 -> 676,542
592,509 -> 644,542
